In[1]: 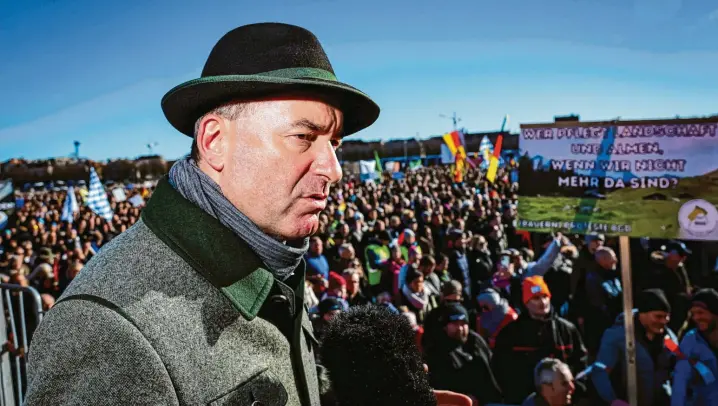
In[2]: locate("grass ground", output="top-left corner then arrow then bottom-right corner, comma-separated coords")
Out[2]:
518,195 -> 718,238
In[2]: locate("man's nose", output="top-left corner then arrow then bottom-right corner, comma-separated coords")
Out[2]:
314,140 -> 342,184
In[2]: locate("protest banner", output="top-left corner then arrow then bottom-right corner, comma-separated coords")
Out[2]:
517,117 -> 718,240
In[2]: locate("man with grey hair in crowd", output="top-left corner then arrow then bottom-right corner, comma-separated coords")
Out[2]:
522,358 -> 576,406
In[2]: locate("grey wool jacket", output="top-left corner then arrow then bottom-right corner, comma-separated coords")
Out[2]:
25,178 -> 321,406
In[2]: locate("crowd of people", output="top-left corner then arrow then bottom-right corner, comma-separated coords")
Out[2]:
1,162 -> 717,405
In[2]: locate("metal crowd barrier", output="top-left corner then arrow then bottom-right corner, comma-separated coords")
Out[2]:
0,284 -> 44,406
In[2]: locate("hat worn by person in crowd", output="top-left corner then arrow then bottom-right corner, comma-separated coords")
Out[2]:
161,22 -> 380,138
666,240 -> 692,257
585,232 -> 606,244
319,297 -> 343,316
636,288 -> 671,313
328,271 -> 346,289
441,280 -> 462,299
522,275 -> 551,304
441,302 -> 469,325
692,288 -> 718,315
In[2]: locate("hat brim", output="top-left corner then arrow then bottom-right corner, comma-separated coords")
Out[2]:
161,72 -> 380,138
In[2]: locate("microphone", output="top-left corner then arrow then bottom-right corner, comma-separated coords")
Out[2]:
319,305 -> 437,406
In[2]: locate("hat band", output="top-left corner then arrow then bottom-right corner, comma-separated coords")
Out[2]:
193,67 -> 338,85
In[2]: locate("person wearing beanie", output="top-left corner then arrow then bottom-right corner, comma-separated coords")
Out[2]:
476,288 -> 518,349
492,276 -> 587,405
312,297 -> 345,346
320,272 -> 349,311
424,302 -> 503,406
422,279 -> 468,356
672,288 -> 718,406
591,288 -> 678,406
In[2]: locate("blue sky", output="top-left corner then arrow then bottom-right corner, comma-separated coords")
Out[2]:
1,0 -> 717,162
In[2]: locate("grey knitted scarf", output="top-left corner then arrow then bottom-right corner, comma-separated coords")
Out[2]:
168,156 -> 308,281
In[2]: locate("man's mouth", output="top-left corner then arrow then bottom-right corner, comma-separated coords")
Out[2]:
306,193 -> 328,200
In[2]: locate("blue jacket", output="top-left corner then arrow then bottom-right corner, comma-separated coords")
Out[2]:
591,310 -> 677,406
671,328 -> 718,406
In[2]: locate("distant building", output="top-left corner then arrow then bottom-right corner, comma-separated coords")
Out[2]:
338,130 -> 519,162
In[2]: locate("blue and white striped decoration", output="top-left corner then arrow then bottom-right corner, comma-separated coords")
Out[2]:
87,167 -> 114,222
479,135 -> 494,156
61,185 -> 79,223
479,136 -> 493,169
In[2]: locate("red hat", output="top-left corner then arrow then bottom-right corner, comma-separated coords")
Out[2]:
522,276 -> 551,304
329,271 -> 346,290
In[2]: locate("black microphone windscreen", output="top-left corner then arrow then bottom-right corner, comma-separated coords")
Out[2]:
319,305 -> 436,406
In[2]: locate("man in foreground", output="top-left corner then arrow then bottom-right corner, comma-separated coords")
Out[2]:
25,22 -> 379,405
522,358 -> 576,406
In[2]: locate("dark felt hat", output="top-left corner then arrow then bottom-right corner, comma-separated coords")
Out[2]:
161,22 -> 380,138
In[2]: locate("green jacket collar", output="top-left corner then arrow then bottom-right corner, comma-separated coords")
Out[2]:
141,177 -> 274,321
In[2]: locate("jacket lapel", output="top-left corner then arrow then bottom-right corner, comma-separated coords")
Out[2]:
141,177 -> 273,320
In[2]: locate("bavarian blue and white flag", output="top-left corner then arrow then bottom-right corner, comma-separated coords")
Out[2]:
479,136 -> 493,169
60,185 -> 80,223
359,159 -> 378,181
87,167 -> 114,222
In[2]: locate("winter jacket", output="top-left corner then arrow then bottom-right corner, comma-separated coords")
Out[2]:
591,310 -> 677,406
426,330 -> 503,405
492,310 -> 587,404
672,328 -> 718,406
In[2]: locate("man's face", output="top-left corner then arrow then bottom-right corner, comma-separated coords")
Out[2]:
691,306 -> 717,333
526,295 -> 551,317
419,262 -> 434,275
598,251 -> 617,271
666,252 -> 686,268
453,235 -> 467,250
589,239 -> 604,253
435,258 -> 449,272
640,310 -> 670,336
329,285 -> 347,300
543,367 -> 575,406
444,320 -> 469,343
215,98 -> 343,240
323,309 -> 341,322
339,246 -> 354,260
309,238 -> 323,255
409,275 -> 424,294
347,273 -> 360,295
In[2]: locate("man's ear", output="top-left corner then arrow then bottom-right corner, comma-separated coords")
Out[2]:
195,114 -> 227,172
